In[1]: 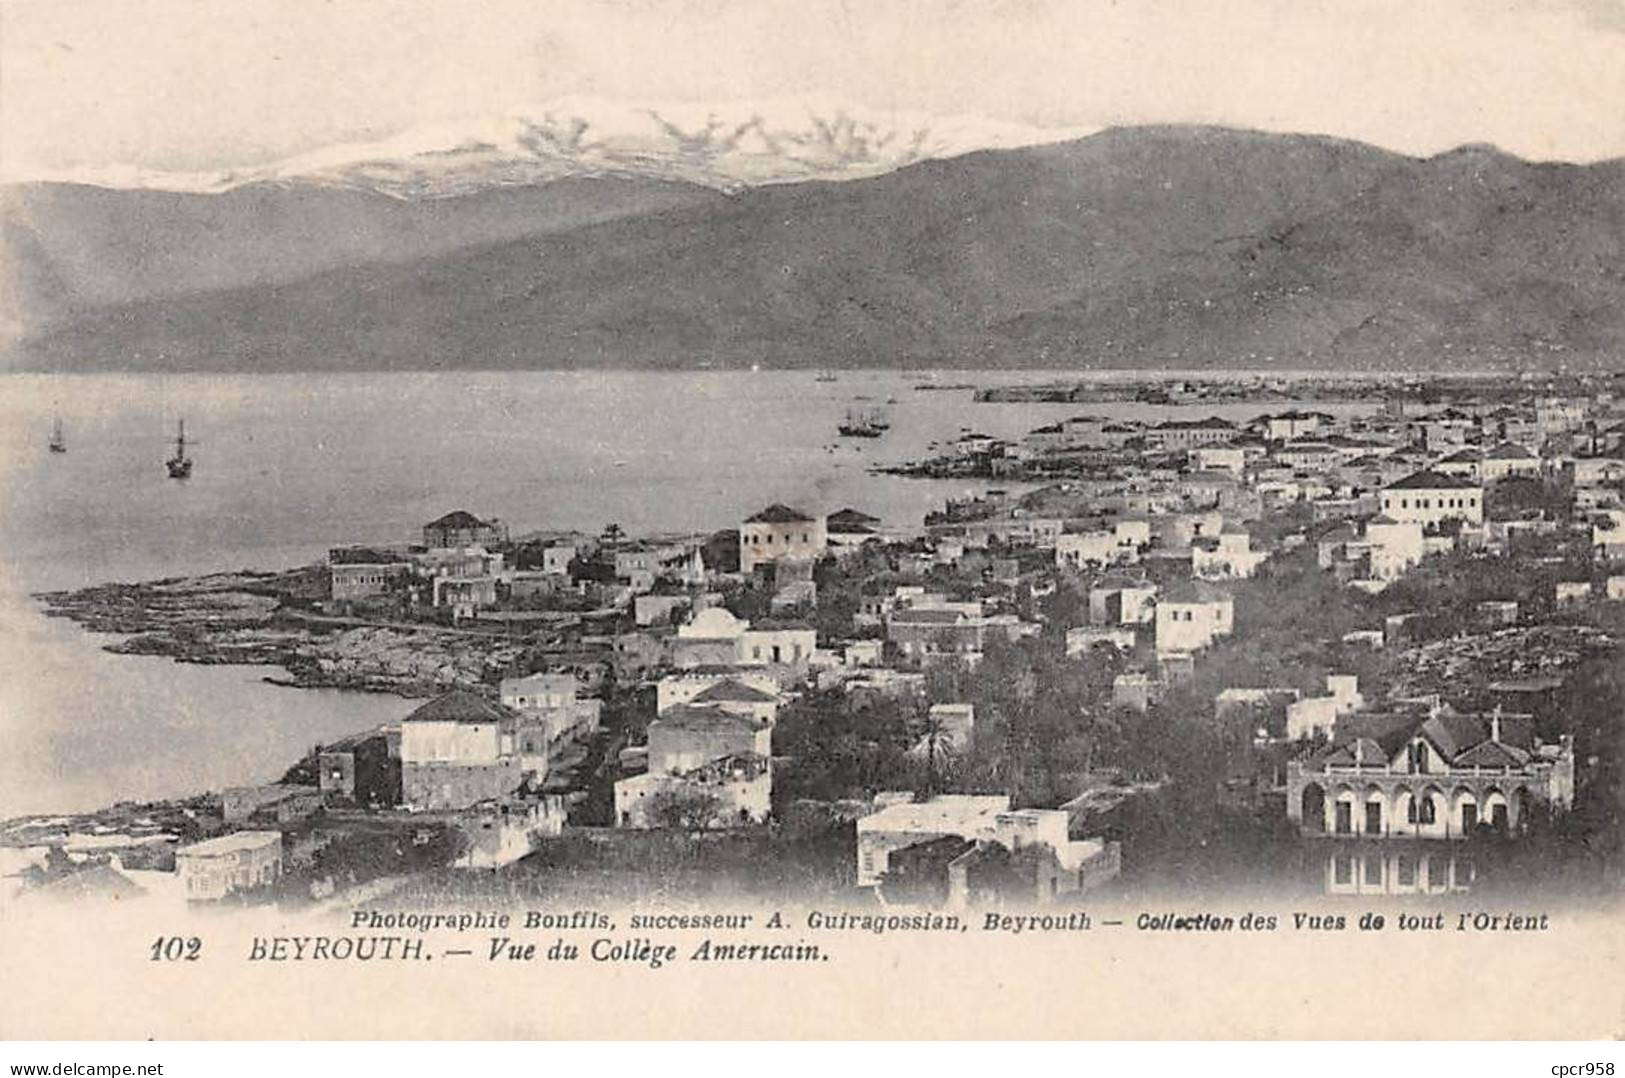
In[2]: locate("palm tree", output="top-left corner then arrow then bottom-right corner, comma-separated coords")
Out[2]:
915,707 -> 951,796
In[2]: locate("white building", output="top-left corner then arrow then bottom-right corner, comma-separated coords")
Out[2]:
615,755 -> 771,830
1193,445 -> 1247,476
1379,471 -> 1483,527
175,831 -> 283,902
1055,519 -> 1147,570
1153,581 -> 1235,658
855,794 -> 1119,905
1088,575 -> 1158,625
1257,411 -> 1327,441
1480,443 -> 1542,482
1286,675 -> 1364,740
1287,710 -> 1575,841
1191,526 -> 1266,580
615,703 -> 773,829
656,669 -> 781,714
499,673 -> 601,774
399,691 -> 523,810
1067,625 -> 1138,656
740,504 -> 826,573
1056,530 -> 1130,570
541,544 -> 577,575
671,606 -> 817,669
1593,511 -> 1625,561
1361,515 -> 1426,581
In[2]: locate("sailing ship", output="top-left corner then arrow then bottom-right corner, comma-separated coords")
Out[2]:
165,419 -> 193,479
47,418 -> 66,454
838,405 -> 891,438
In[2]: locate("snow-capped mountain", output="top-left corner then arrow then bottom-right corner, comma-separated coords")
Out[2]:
10,95 -> 1096,198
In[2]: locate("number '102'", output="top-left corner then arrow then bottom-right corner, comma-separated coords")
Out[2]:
149,936 -> 202,961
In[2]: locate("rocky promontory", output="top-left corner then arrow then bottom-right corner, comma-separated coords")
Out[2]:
34,570 -> 531,698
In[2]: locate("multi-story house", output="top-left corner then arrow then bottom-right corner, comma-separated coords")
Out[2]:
1192,445 -> 1247,476
739,504 -> 827,573
1143,416 -> 1237,450
500,672 -> 602,776
886,606 -> 1034,667
1191,526 -> 1266,580
1152,580 -> 1234,658
1284,675 -> 1364,739
422,510 -> 507,550
1479,442 -> 1542,482
318,728 -> 399,808
670,607 -> 816,669
1286,709 -> 1575,839
1272,440 -> 1340,471
328,547 -> 411,603
1255,410 -> 1330,442
1088,573 -> 1158,625
1379,470 -> 1484,527
614,703 -> 773,829
399,691 -> 523,811
656,669 -> 780,714
1055,529 -> 1134,570
1433,447 -> 1484,482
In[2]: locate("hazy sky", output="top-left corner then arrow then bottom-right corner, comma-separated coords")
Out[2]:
2,0 -> 1623,176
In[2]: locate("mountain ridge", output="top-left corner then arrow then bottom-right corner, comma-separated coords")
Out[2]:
3,95 -> 1097,198
6,125 -> 1621,373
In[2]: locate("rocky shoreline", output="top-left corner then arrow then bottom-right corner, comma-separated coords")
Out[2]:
33,569 -> 528,699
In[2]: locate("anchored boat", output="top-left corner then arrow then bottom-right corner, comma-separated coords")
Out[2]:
838,405 -> 891,438
165,419 -> 193,479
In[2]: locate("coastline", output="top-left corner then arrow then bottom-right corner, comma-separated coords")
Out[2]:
32,569 -> 526,700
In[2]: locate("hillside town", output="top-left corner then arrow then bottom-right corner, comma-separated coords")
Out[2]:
6,375 -> 1625,911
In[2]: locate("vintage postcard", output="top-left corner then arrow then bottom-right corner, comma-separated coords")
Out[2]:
1,0 -> 1621,1042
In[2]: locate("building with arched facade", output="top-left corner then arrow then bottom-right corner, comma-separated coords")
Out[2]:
1286,709 -> 1574,841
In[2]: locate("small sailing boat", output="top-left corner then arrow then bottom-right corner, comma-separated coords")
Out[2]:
165,419 -> 193,479
47,417 -> 67,454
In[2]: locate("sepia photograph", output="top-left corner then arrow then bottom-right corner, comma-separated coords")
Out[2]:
0,0 -> 1621,1046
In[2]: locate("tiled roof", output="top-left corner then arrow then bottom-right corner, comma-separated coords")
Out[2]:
1385,470 -> 1481,491
745,504 -> 814,524
1330,712 -> 1417,759
891,608 -> 967,624
1453,740 -> 1532,768
1419,712 -> 1535,761
652,705 -> 763,734
404,691 -> 518,725
691,679 -> 778,704
330,546 -> 408,565
1154,417 -> 1236,430
426,510 -> 491,529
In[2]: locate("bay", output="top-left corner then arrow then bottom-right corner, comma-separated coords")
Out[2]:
0,370 -> 1375,816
